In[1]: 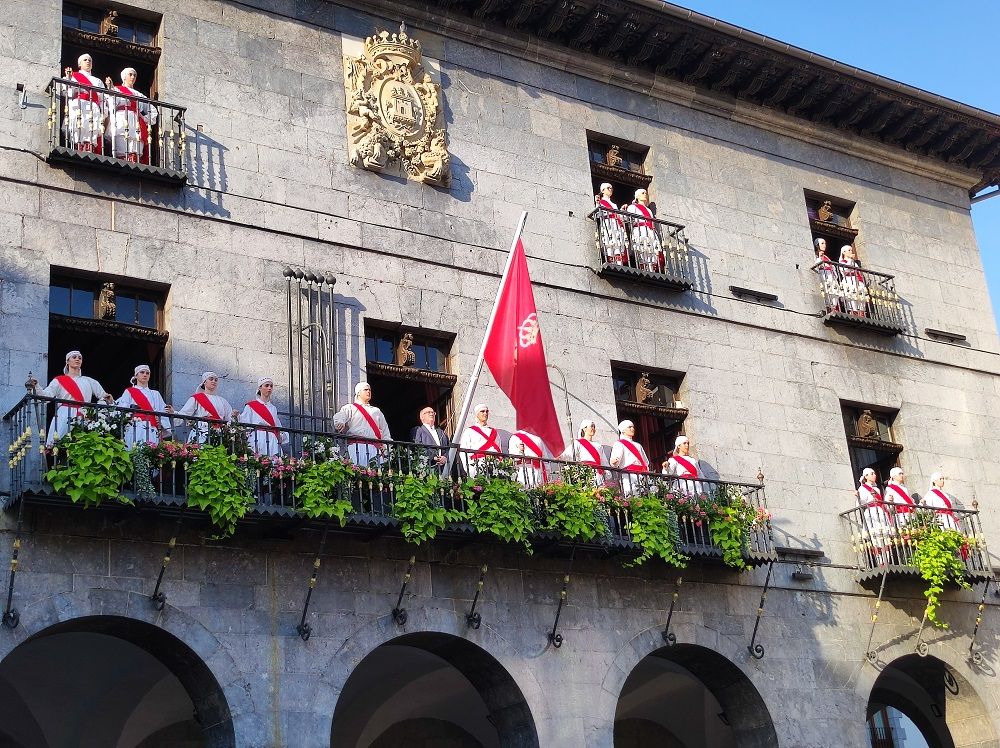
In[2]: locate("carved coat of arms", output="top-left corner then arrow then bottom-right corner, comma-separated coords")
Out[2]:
344,24 -> 450,187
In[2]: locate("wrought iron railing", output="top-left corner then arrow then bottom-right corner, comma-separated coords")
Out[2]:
3,396 -> 772,562
46,77 -> 187,177
840,502 -> 990,581
812,259 -> 905,333
588,205 -> 693,289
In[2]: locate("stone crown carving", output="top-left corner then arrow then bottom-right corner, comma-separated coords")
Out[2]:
345,24 -> 450,187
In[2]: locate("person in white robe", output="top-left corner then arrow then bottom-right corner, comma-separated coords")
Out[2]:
239,377 -> 289,458
459,404 -> 502,478
884,467 -> 916,528
106,67 -> 158,163
116,364 -> 173,448
31,350 -> 113,445
595,183 -> 628,265
62,54 -> 106,153
508,429 -> 548,488
176,371 -> 234,443
922,472 -> 961,532
838,245 -> 869,317
559,419 -> 608,483
663,435 -> 705,497
857,468 -> 894,563
626,189 -> 662,272
609,420 -> 651,497
334,382 -> 391,467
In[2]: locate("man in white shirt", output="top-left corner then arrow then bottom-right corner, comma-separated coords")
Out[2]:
334,382 -> 392,467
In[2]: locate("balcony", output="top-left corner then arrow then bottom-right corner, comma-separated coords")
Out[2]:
840,503 -> 991,587
588,206 -> 693,291
812,261 -> 906,335
3,396 -> 773,568
46,77 -> 187,184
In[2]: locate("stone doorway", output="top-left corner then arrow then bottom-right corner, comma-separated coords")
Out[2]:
614,643 -> 778,748
330,632 -> 538,748
0,615 -> 234,748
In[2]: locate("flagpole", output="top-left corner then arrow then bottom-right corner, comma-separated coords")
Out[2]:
444,211 -> 529,476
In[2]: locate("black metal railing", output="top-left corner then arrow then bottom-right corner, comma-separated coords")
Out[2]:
3,395 -> 773,562
812,260 -> 905,333
841,502 -> 990,581
46,77 -> 187,177
589,205 -> 693,290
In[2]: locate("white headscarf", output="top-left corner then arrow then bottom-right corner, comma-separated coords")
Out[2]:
860,467 -> 877,485
257,376 -> 273,396
889,467 -> 904,482
617,420 -> 633,436
839,245 -> 855,263
198,371 -> 218,391
355,382 -> 370,397
120,67 -> 137,81
63,350 -> 82,374
130,364 -> 150,386
578,419 -> 596,438
675,435 -> 689,448
599,183 -> 612,192
475,403 -> 489,414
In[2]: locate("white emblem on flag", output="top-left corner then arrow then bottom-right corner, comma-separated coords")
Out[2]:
518,313 -> 539,348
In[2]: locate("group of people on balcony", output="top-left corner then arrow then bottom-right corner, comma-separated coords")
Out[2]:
856,466 -> 962,535
595,184 -> 666,273
59,52 -> 157,164
812,237 -> 869,317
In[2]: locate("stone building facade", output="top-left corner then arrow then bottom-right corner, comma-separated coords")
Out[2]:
1,0 -> 999,746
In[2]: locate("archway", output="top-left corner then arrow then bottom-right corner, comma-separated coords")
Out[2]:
615,643 -> 778,748
330,632 -> 539,748
867,654 -> 998,748
0,615 -> 235,748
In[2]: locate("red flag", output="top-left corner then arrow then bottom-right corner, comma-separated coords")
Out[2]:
482,239 -> 565,456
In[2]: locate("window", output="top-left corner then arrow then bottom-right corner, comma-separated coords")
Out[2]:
841,403 -> 902,483
588,134 -> 652,210
363,324 -> 457,439
47,270 -> 169,396
804,191 -> 859,262
612,365 -> 688,465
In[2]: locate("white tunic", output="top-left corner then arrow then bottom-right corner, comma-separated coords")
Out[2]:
239,398 -> 289,457
459,424 -> 502,477
333,401 -> 391,467
38,375 -> 110,445
923,488 -> 960,532
610,438 -> 651,496
508,431 -> 546,487
116,386 -> 171,448
107,84 -> 158,160
62,71 -> 105,149
177,393 -> 234,443
664,454 -> 704,497
839,259 -> 869,314
885,481 -> 916,527
596,198 -> 627,263
858,483 -> 894,543
560,438 -> 608,467
626,202 -> 662,271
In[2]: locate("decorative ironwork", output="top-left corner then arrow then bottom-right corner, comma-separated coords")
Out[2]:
466,563 -> 489,629
661,575 -> 682,645
812,261 -> 906,335
344,24 -> 450,186
392,555 -> 417,626
865,567 -> 890,665
548,548 -> 576,648
589,205 -> 693,291
968,579 -> 991,666
45,77 -> 186,183
296,525 -> 331,641
746,560 -> 774,659
150,511 -> 184,611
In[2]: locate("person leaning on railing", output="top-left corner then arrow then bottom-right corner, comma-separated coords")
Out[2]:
595,183 -> 628,265
61,53 -> 106,154
334,382 -> 391,467
857,468 -> 895,558
239,377 -> 288,457
838,245 -> 869,317
921,472 -> 961,532
662,435 -> 704,496
28,350 -> 114,445
175,371 -> 233,443
116,364 -> 173,448
811,237 -> 842,313
609,420 -> 650,497
105,67 -> 158,165
508,428 -> 548,488
459,404 -> 502,478
884,467 -> 917,527
559,419 -> 609,480
626,188 -> 662,272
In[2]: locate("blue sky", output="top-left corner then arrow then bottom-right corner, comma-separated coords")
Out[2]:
678,0 -> 1000,326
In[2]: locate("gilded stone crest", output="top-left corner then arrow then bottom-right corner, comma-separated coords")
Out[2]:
344,24 -> 450,187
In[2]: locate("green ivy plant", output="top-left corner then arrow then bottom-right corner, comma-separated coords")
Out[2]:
533,481 -> 607,542
130,444 -> 157,501
626,494 -> 688,568
186,445 -> 253,538
294,459 -> 356,524
46,429 -> 134,508
909,514 -> 973,628
464,477 -> 536,552
393,474 -> 464,544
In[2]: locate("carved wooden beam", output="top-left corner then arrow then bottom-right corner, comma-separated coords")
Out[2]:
712,52 -> 755,91
764,70 -> 812,108
654,33 -> 692,74
786,78 -> 836,116
969,139 -> 1000,169
948,130 -> 989,163
600,12 -> 642,56
627,25 -> 672,65
736,60 -> 778,100
926,123 -> 968,158
570,6 -> 611,48
681,45 -> 722,85
540,0 -> 576,37
882,107 -> 925,143
506,0 -> 539,28
474,0 -> 505,19
860,100 -> 899,136
907,115 -> 945,150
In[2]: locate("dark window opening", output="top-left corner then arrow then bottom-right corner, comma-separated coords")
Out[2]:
588,133 -> 653,212
842,403 -> 902,484
613,365 -> 687,466
805,190 -> 860,263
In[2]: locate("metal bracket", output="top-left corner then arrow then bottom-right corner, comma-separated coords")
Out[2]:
865,566 -> 891,665
747,560 -> 775,660
296,524 -> 330,641
2,492 -> 28,629
150,511 -> 185,611
548,547 -> 576,648
392,555 -> 416,626
968,578 -> 991,665
466,563 -> 488,629
661,576 -> 683,645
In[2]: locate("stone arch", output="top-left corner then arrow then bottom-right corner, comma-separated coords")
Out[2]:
603,627 -> 778,748
328,630 -> 540,748
0,589 -> 244,747
866,653 -> 999,748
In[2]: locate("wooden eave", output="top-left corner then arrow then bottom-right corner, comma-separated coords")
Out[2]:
383,0 -> 1000,195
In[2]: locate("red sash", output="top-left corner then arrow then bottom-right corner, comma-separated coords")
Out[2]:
515,432 -> 545,471
126,387 -> 158,425
55,375 -> 87,415
71,72 -> 100,102
671,455 -> 699,478
598,199 -> 623,225
631,202 -> 655,228
470,425 -> 500,460
618,439 -> 648,473
245,400 -> 278,437
577,438 -> 601,466
114,86 -> 150,164
353,403 -> 382,440
193,393 -> 223,427
928,488 -> 959,522
886,483 -> 915,513
860,483 -> 891,519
